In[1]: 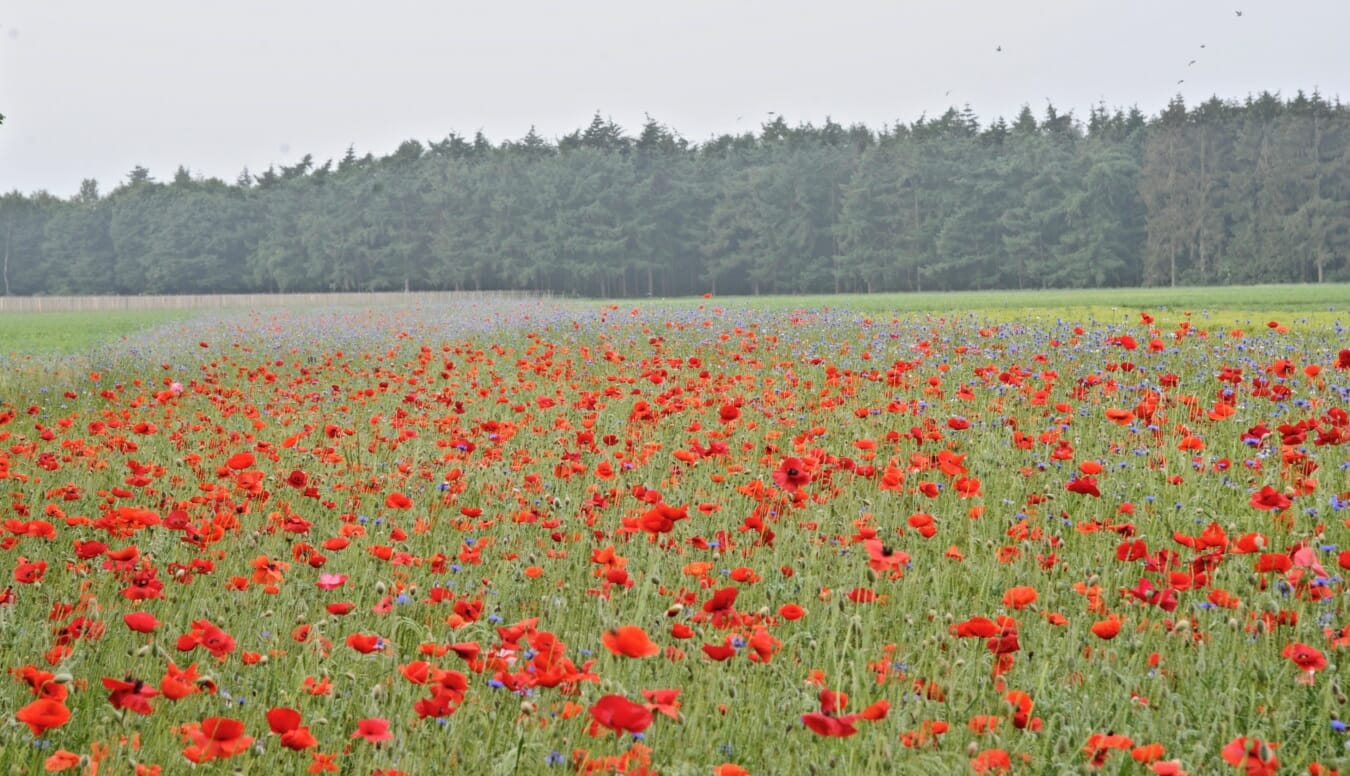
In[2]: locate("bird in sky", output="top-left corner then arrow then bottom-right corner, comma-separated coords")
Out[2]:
1235,9 -> 1243,16
1177,79 -> 1185,85
996,45 -> 1003,52
1188,59 -> 1197,65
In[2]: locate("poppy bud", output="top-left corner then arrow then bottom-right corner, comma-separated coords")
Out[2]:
665,604 -> 683,618
53,673 -> 73,684
262,610 -> 274,618
370,684 -> 386,703
375,581 -> 387,596
135,644 -> 154,657
520,701 -> 536,716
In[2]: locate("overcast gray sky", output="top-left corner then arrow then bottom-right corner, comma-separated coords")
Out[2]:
3,0 -> 1348,198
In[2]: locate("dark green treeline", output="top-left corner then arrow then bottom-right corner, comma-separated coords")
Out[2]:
3,91 -> 1349,297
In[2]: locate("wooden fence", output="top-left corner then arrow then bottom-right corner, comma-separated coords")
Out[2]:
0,290 -> 551,313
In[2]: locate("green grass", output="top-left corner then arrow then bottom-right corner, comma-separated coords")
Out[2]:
650,283 -> 1350,321
0,310 -> 199,355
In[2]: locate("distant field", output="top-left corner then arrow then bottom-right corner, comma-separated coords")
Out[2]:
3,284 -> 1347,356
659,284 -> 1350,321
0,309 -> 197,355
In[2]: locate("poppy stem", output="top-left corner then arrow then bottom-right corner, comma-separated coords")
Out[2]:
511,728 -> 527,774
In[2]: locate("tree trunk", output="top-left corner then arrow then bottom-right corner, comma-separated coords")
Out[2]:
2,220 -> 10,297
1196,129 -> 1207,279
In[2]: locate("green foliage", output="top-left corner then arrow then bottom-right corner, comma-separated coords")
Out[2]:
5,91 -> 1350,297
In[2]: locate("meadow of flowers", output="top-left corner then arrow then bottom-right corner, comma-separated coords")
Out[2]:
2,295 -> 1349,775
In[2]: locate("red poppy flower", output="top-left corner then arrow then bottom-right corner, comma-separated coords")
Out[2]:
1002,586 -> 1038,610
1249,485 -> 1292,511
182,717 -> 252,763
346,633 -> 384,654
176,619 -> 236,659
44,751 -> 82,772
864,540 -> 910,574
1090,617 -> 1122,640
640,688 -> 682,720
267,706 -> 303,734
950,616 -> 1000,639
15,698 -> 71,736
351,717 -> 394,743
639,502 -> 688,534
970,749 -> 1012,774
13,559 -> 46,584
602,626 -> 660,658
1282,642 -> 1327,681
702,586 -> 738,613
103,676 -> 159,715
771,457 -> 813,492
802,712 -> 859,737
702,638 -> 737,661
1066,476 -> 1101,497
1084,732 -> 1135,768
124,612 -> 161,633
986,625 -> 1021,655
589,694 -> 653,736
385,492 -> 412,510
161,662 -> 210,701
1221,737 -> 1278,776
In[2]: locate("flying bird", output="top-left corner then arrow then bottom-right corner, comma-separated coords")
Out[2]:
1235,9 -> 1243,16
1200,43 -> 1207,48
1177,79 -> 1185,85
996,45 -> 1003,52
1188,59 -> 1197,65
